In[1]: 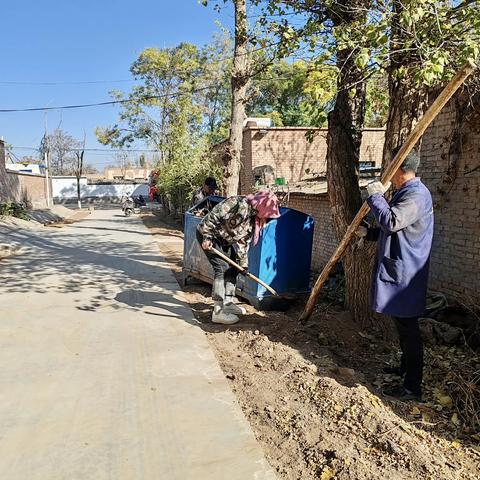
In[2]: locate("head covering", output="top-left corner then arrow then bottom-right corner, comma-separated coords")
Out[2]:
204,177 -> 218,189
246,189 -> 281,245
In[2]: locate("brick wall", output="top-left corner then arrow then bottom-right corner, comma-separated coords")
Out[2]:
4,171 -> 51,209
240,127 -> 385,193
419,93 -> 480,301
285,192 -> 337,271
1,141 -> 51,208
0,141 -> 20,204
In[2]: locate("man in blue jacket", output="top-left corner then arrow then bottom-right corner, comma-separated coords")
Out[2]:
358,150 -> 434,400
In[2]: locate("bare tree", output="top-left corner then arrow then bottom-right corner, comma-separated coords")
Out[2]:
114,150 -> 129,178
73,134 -> 86,209
39,128 -> 80,175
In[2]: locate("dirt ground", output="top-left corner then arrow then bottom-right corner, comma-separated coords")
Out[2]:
143,213 -> 480,480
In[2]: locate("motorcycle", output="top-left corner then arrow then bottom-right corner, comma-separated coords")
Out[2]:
122,195 -> 147,216
122,197 -> 135,216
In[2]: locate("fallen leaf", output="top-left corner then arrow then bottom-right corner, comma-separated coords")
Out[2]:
437,394 -> 453,408
451,413 -> 460,426
320,467 -> 334,480
422,411 -> 432,422
411,406 -> 421,416
451,440 -> 461,449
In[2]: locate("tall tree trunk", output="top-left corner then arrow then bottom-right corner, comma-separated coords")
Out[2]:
382,0 -> 428,166
326,1 -> 374,327
75,148 -> 84,210
76,176 -> 82,209
225,0 -> 249,196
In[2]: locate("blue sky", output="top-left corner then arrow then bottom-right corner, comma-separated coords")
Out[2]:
0,0 -> 231,169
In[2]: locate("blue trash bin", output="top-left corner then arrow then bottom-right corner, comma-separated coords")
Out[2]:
183,196 -> 315,310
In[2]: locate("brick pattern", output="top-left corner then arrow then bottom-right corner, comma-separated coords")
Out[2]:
1,142 -> 51,209
240,127 -> 385,193
214,109 -> 479,303
418,97 -> 480,301
5,171 -> 51,209
285,193 -> 337,270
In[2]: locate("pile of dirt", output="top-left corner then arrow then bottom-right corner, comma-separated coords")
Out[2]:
27,205 -> 91,226
0,215 -> 42,230
143,214 -> 480,479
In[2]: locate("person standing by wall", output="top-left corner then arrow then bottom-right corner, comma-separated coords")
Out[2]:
358,150 -> 434,400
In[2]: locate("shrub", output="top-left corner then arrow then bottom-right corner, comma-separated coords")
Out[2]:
0,202 -> 29,220
155,142 -> 222,211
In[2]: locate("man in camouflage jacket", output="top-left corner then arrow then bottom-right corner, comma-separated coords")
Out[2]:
198,196 -> 255,269
196,190 -> 280,325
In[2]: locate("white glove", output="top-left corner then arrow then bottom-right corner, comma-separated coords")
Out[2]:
355,226 -> 368,238
367,180 -> 391,197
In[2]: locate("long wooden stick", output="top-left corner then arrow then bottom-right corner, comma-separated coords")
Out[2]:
299,63 -> 476,322
210,247 -> 279,296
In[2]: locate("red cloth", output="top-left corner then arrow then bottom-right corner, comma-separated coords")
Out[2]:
149,185 -> 157,201
246,189 -> 281,245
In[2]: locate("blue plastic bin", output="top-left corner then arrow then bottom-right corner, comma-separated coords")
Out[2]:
183,196 -> 315,310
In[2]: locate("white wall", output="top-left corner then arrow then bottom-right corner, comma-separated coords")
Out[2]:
6,164 -> 44,175
52,177 -> 149,200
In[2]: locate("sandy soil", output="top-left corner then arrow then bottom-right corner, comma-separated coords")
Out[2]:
143,213 -> 480,480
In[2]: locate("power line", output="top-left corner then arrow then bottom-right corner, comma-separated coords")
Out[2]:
8,145 -> 161,153
0,85 -> 218,113
0,36 -> 313,113
0,72 -> 300,113
0,39 -> 286,93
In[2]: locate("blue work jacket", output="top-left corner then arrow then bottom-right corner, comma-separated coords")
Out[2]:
366,178 -> 434,318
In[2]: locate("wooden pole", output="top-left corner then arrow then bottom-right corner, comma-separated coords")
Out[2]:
299,63 -> 476,323
210,247 -> 279,296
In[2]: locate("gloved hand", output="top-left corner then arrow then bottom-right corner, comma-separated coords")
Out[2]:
238,266 -> 248,276
201,238 -> 213,250
355,226 -> 368,238
367,180 -> 391,197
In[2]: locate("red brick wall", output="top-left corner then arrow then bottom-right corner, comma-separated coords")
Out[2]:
241,127 -> 385,190
285,193 -> 337,271
419,94 -> 480,301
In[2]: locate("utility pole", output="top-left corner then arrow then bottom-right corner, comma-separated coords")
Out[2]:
44,111 -> 52,207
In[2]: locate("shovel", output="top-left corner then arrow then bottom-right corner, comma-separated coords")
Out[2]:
210,246 -> 278,296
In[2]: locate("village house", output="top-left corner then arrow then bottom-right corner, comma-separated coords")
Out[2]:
103,166 -> 152,182
212,123 -> 386,194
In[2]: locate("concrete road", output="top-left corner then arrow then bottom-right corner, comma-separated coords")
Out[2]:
0,209 -> 275,480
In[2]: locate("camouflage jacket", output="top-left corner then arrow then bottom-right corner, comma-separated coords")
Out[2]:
197,196 -> 255,268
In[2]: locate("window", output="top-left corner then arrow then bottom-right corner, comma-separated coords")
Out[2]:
360,161 -> 375,170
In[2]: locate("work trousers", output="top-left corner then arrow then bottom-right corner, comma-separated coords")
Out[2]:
196,230 -> 239,302
394,316 -> 424,395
